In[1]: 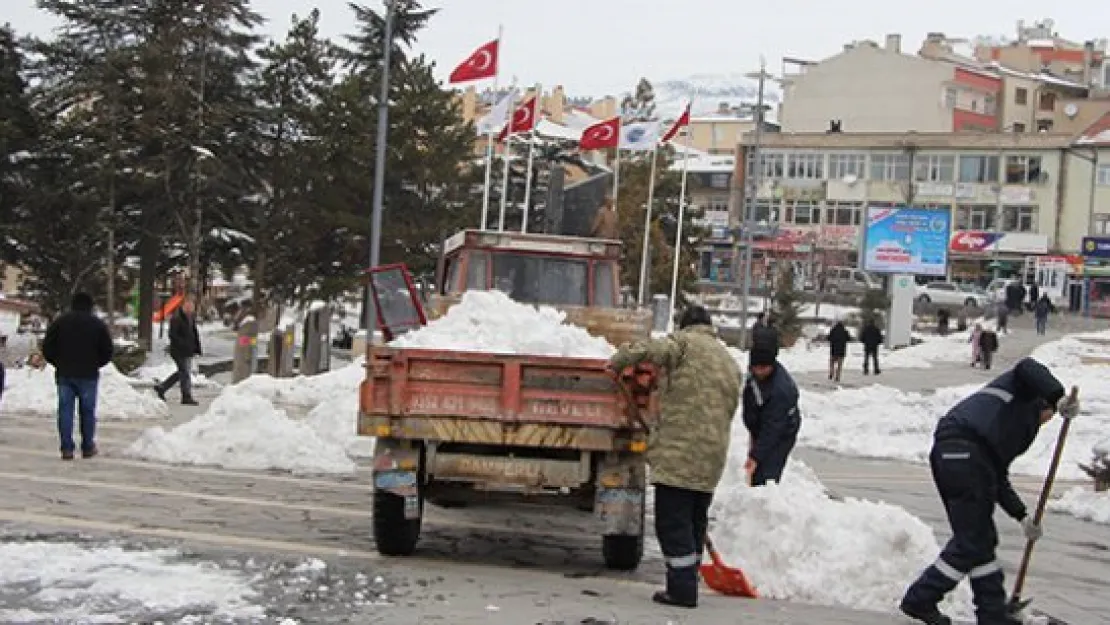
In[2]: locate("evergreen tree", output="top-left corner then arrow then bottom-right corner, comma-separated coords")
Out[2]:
858,287 -> 889,328
772,265 -> 804,345
0,24 -> 37,266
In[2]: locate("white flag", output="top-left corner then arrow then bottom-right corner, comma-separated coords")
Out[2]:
476,88 -> 518,136
619,120 -> 663,151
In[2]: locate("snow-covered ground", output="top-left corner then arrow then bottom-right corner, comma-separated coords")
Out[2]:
796,330 -> 1110,480
129,361 -> 219,389
1049,487 -> 1110,525
0,540 -> 264,623
0,364 -> 169,420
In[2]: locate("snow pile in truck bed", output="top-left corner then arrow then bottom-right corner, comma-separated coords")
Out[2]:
390,290 -> 615,358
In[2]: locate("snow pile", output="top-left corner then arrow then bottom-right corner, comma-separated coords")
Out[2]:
1030,329 -> 1110,368
126,392 -> 356,474
711,456 -> 972,614
390,290 -> 614,357
0,540 -> 263,623
0,364 -> 170,420
306,394 -> 376,459
728,330 -> 974,374
228,360 -> 366,409
1049,487 -> 1110,525
129,362 -> 219,389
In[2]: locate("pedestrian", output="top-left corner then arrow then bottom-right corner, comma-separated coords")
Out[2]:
1033,294 -> 1055,336
978,327 -> 999,370
936,308 -> 950,336
607,305 -> 741,609
995,302 -> 1009,334
1004,281 -> 1023,316
860,317 -> 883,375
742,337 -> 801,487
155,297 -> 202,405
751,311 -> 780,351
1028,282 -> 1040,311
0,356 -> 5,406
900,358 -> 1077,625
826,319 -> 850,382
969,323 -> 983,367
41,292 -> 114,460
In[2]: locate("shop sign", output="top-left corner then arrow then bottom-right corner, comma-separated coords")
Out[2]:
949,231 -> 1048,255
914,182 -> 954,197
1082,237 -> 1110,259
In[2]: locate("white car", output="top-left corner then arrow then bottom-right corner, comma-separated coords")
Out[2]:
915,281 -> 986,308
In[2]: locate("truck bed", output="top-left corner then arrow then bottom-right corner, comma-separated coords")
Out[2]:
358,346 -> 646,451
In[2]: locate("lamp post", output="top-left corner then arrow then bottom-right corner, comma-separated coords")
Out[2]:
362,0 -> 395,334
991,125 -> 1019,281
738,58 -> 773,342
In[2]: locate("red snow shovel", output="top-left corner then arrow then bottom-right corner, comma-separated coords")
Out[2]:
1007,386 -> 1080,620
610,365 -> 759,599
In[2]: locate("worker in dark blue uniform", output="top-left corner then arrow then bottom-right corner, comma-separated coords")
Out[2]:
900,357 -> 1078,625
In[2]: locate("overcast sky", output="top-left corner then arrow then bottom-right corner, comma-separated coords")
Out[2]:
7,1 -> 1108,97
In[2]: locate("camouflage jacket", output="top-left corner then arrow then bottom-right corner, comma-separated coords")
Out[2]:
609,325 -> 742,493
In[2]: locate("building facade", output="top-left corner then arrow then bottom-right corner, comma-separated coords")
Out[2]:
728,132 -> 1097,284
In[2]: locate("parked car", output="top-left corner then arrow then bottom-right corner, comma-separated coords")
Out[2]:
984,278 -> 1009,304
916,281 -> 985,308
823,266 -> 882,296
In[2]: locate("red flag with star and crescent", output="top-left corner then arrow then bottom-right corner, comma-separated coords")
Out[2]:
496,95 -> 538,142
448,39 -> 499,84
579,116 -> 621,151
661,103 -> 691,143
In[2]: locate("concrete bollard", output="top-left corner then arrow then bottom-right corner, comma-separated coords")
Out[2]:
301,304 -> 333,375
267,324 -> 296,377
232,318 -> 258,383
651,294 -> 670,333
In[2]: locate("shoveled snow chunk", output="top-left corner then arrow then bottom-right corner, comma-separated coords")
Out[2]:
1049,488 -> 1110,525
390,290 -> 614,358
0,364 -> 170,420
126,392 -> 356,474
0,541 -> 263,623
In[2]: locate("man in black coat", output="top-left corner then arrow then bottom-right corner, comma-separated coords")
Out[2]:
977,328 -> 999,370
826,320 -> 851,382
742,342 -> 801,486
42,292 -> 114,460
155,297 -> 202,405
900,358 -> 1076,625
860,318 -> 883,375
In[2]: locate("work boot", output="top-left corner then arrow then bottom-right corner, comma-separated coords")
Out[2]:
652,590 -> 696,609
182,397 -> 199,406
900,598 -> 952,625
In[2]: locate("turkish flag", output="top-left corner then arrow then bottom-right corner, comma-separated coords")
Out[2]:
448,39 -> 498,84
579,116 -> 621,151
662,103 -> 691,143
496,95 -> 538,142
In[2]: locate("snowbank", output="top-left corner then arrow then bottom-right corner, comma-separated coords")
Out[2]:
126,393 -> 356,475
390,290 -> 614,357
711,454 -> 972,615
1049,488 -> 1110,525
129,362 -> 219,389
729,330 -> 975,374
228,360 -> 366,409
306,394 -> 376,459
0,540 -> 263,623
0,364 -> 170,420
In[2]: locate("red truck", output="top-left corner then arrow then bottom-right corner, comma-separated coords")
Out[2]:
360,230 -> 655,570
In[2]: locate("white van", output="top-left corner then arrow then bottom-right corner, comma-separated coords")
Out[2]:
823,266 -> 882,296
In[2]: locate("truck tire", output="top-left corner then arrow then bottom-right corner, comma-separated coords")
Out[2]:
372,489 -> 422,556
602,533 -> 644,571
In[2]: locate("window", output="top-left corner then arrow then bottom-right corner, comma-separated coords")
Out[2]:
1001,206 -> 1038,233
747,152 -> 784,179
705,195 -> 730,212
712,125 -> 727,145
743,199 -> 775,223
958,155 -> 999,183
1036,119 -> 1054,132
955,204 -> 996,230
1005,155 -> 1043,183
784,200 -> 820,225
1097,163 -> 1110,186
467,251 -> 490,289
828,153 -> 866,179
491,253 -> 588,306
914,154 -> 956,182
1038,91 -> 1056,112
943,87 -> 958,108
709,173 -> 730,189
785,153 -> 824,179
1012,123 -> 1026,133
593,261 -> 616,307
870,153 -> 910,181
927,282 -> 957,292
826,201 -> 863,225
1015,87 -> 1028,105
984,94 -> 997,115
1095,214 -> 1110,235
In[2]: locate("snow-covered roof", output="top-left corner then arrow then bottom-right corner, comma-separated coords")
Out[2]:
985,62 -> 1087,90
534,118 -> 583,142
561,109 -> 602,130
1077,129 -> 1110,146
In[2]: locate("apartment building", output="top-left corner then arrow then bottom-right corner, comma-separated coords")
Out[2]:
971,19 -> 1106,87
729,131 -> 1098,283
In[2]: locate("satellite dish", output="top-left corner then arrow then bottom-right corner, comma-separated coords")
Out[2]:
842,174 -> 859,186
1064,103 -> 1079,119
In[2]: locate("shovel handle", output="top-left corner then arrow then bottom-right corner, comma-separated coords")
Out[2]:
704,533 -> 727,568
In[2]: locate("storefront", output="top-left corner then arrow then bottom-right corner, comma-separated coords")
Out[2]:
948,230 -> 1050,284
1081,237 -> 1110,318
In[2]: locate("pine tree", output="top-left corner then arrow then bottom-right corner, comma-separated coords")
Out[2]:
772,265 -> 804,345
0,24 -> 37,266
858,288 -> 889,328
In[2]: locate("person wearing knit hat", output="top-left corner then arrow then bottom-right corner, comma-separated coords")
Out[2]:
900,357 -> 1077,625
741,332 -> 799,487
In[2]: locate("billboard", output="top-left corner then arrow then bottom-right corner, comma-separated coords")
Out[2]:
860,206 -> 951,276
1082,237 -> 1110,260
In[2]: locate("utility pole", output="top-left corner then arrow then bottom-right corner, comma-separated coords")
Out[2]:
364,0 -> 395,333
739,58 -> 770,343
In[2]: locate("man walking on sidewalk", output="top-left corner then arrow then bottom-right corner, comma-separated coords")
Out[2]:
42,292 -> 114,460
860,317 -> 883,375
900,358 -> 1077,625
155,297 -> 202,405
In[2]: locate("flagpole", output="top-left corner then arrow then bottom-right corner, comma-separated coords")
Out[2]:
498,133 -> 513,231
611,149 -> 621,206
667,117 -> 692,331
637,146 -> 659,307
521,82 -> 540,233
479,25 -> 503,231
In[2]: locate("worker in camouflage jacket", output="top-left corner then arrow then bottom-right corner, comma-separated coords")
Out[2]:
608,305 -> 741,609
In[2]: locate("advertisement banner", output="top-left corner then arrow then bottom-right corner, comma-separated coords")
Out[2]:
1082,237 -> 1110,259
860,206 -> 951,276
949,231 -> 1049,255
949,231 -> 1002,253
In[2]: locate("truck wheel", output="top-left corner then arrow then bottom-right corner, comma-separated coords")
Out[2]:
602,534 -> 644,571
372,489 -> 423,556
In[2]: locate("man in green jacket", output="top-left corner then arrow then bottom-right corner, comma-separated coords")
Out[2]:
609,305 -> 742,609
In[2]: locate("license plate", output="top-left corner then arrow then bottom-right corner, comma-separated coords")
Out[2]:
374,471 -> 417,490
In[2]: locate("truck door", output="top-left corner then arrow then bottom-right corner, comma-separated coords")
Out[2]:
368,264 -> 427,342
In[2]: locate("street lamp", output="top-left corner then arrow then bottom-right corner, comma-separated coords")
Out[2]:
991,125 -> 1020,282
738,57 -> 774,343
